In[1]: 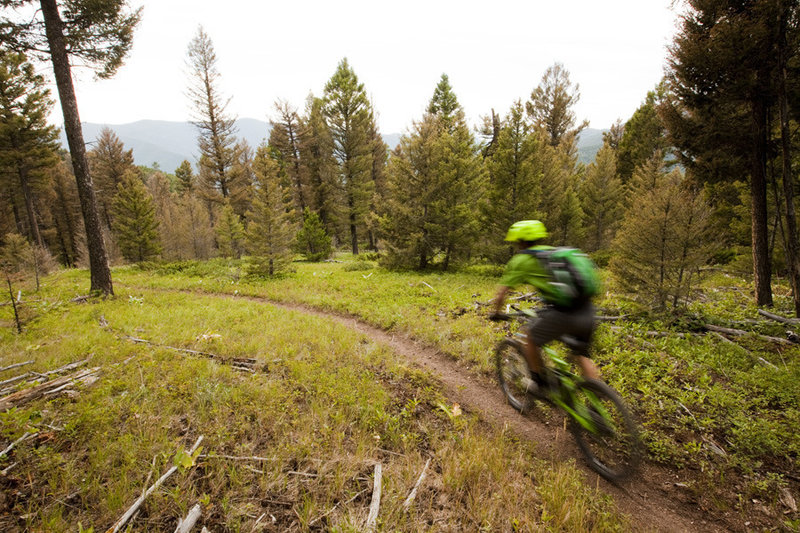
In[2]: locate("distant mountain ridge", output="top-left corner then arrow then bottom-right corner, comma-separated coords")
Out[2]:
60,119 -> 605,172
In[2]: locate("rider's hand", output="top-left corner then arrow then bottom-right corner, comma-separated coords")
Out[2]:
489,311 -> 509,322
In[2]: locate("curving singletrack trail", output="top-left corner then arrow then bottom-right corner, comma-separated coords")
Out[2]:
145,287 -> 740,532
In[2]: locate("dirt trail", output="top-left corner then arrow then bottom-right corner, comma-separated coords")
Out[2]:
152,287 -> 738,532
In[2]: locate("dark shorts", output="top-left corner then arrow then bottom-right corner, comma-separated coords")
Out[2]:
526,302 -> 595,357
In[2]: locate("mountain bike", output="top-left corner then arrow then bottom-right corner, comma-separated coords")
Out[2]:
494,306 -> 641,481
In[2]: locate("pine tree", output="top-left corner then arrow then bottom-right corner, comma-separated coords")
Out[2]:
298,95 -> 339,241
145,171 -> 184,260
215,202 -> 245,259
380,114 -> 442,269
176,194 -> 214,260
246,146 -> 295,276
0,51 -> 59,250
526,63 -> 588,148
580,144 -> 624,252
610,170 -> 711,309
483,100 -> 543,261
323,58 -> 375,254
269,100 -> 308,215
111,171 -> 161,262
616,86 -> 669,183
381,76 -> 485,270
175,160 -> 195,195
1,0 -> 141,295
89,127 -> 136,230
295,208 -> 331,262
187,26 -> 239,204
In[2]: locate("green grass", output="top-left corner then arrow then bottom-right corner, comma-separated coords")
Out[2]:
98,256 -> 800,525
0,270 -> 627,531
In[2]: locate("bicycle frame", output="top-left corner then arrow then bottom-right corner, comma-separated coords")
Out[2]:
511,328 -> 613,436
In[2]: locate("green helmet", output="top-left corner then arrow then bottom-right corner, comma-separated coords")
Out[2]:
505,220 -> 548,242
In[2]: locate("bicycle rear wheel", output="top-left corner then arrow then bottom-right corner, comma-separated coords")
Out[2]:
495,339 -> 534,412
569,379 -> 641,481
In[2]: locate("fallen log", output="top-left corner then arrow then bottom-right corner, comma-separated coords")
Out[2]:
757,308 -> 800,325
174,503 -> 202,533
0,360 -> 33,373
108,436 -> 204,533
124,336 -> 256,369
0,368 -> 101,411
403,458 -> 430,511
365,462 -> 382,532
704,324 -> 794,345
0,431 -> 37,459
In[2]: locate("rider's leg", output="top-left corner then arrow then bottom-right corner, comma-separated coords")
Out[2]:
523,338 -> 543,375
575,355 -> 600,381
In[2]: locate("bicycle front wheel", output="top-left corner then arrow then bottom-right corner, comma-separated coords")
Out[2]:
494,339 -> 534,413
569,379 -> 641,481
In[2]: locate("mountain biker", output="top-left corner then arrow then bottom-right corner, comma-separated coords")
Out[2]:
489,220 -> 600,392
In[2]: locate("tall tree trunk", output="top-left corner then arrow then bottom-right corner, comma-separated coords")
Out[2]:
40,0 -> 113,295
750,93 -> 772,307
778,1 -> 800,315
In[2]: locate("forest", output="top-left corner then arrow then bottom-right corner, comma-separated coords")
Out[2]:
0,0 -> 800,531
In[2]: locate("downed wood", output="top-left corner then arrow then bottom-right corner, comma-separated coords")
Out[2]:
174,503 -> 202,533
0,368 -> 101,411
0,372 -> 31,388
0,431 -> 37,459
41,358 -> 89,377
403,458 -> 430,511
758,308 -> 800,325
596,315 -> 628,322
197,453 -> 278,462
108,436 -> 204,533
365,462 -> 382,532
124,336 -> 256,368
704,324 -> 794,345
0,360 -> 33,373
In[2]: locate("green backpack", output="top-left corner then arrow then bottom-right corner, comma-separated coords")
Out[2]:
521,247 -> 601,308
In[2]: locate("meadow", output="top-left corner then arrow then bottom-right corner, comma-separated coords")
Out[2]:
0,256 -> 798,531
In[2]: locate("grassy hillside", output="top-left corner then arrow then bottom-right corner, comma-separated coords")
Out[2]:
1,257 -> 798,530
0,267 -> 625,531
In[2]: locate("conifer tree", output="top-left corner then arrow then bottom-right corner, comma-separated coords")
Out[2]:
187,26 -> 238,204
527,63 -> 588,148
111,171 -> 161,262
616,86 -> 669,183
580,144 -> 624,251
269,100 -> 308,215
381,76 -> 485,270
175,160 -> 195,196
610,169 -> 711,309
145,172 -> 184,260
176,194 -> 214,260
295,208 -> 331,262
89,127 -> 136,229
246,146 -> 295,276
215,202 -> 245,259
483,100 -> 543,261
380,114 -> 442,269
1,0 -> 141,295
298,96 -> 339,239
0,51 -> 59,250
47,159 -> 81,266
323,58 -> 375,254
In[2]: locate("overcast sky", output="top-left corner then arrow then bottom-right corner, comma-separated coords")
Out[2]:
57,0 -> 681,135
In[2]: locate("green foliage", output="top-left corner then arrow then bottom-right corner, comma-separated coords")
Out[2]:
111,170 -> 162,263
174,160 -> 195,195
294,209 -> 331,261
526,62 -> 588,148
579,144 -> 623,252
615,85 -> 669,183
322,58 -> 376,254
482,101 -> 543,262
610,169 -> 711,308
214,203 -> 245,259
245,146 -> 295,276
381,78 -> 486,270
